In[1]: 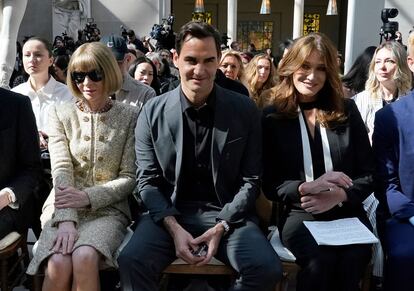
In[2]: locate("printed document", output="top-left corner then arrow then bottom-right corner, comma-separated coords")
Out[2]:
303,217 -> 379,246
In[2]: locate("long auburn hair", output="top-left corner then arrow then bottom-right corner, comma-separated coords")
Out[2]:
268,33 -> 346,128
242,53 -> 277,108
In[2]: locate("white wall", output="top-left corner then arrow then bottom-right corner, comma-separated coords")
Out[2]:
344,0 -> 385,73
385,0 -> 414,44
91,0 -> 162,39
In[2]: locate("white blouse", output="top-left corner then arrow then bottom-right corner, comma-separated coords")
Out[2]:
12,76 -> 74,133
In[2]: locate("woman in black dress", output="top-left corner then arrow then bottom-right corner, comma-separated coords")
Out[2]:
262,32 -> 375,291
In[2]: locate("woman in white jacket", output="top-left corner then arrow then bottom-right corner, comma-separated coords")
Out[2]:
353,41 -> 411,143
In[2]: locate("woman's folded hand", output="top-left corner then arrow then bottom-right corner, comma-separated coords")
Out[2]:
52,221 -> 79,255
55,186 -> 91,209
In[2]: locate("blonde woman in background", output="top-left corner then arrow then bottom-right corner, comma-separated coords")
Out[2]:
241,53 -> 276,108
353,41 -> 412,143
219,49 -> 244,81
27,42 -> 138,291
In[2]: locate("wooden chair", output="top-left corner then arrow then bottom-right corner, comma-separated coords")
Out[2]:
0,233 -> 30,291
161,193 -> 284,290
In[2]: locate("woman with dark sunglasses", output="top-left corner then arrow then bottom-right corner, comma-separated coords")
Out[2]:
27,42 -> 139,291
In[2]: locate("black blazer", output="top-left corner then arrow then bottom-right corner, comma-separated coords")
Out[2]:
262,99 -> 374,220
135,85 -> 261,225
0,89 -> 42,229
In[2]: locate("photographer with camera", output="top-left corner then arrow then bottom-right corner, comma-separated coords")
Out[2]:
150,15 -> 176,51
126,29 -> 148,54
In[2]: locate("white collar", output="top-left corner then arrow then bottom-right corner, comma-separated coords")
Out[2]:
298,109 -> 333,181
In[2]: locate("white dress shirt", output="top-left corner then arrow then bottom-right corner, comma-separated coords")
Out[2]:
12,76 -> 74,134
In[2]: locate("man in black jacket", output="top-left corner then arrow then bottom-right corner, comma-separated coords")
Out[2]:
0,89 -> 42,239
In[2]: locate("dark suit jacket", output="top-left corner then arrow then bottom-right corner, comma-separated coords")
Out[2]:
262,99 -> 374,221
135,85 -> 261,225
215,69 -> 249,96
0,89 -> 42,231
373,91 -> 414,221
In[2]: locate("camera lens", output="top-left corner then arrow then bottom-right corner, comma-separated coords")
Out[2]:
387,8 -> 398,18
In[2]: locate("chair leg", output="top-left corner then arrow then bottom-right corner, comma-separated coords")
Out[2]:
1,258 -> 9,291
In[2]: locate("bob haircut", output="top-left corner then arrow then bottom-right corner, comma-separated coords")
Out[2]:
67,42 -> 123,98
268,32 -> 345,127
220,50 -> 244,79
175,21 -> 221,57
365,41 -> 412,100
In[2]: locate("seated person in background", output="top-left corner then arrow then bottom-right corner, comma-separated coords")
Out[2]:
262,32 -> 375,291
372,31 -> 414,291
26,42 -> 138,291
219,50 -> 244,81
241,54 -> 277,109
118,20 -> 282,291
12,37 -> 73,150
128,56 -> 161,95
101,35 -> 156,111
341,46 -> 376,98
0,88 -> 41,240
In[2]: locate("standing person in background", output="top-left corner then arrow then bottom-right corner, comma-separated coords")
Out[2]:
373,32 -> 414,291
27,41 -> 138,291
53,54 -> 70,84
262,32 -> 375,291
219,50 -> 244,81
242,53 -> 277,108
118,20 -> 282,291
0,0 -> 28,89
12,37 -> 74,151
126,29 -> 148,54
101,35 -> 155,110
353,41 -> 411,143
342,46 -> 376,98
129,56 -> 161,95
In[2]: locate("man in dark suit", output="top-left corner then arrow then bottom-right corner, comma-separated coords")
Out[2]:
118,21 -> 282,291
0,89 -> 41,239
373,32 -> 414,291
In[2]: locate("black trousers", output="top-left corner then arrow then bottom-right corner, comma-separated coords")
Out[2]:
282,210 -> 372,291
0,207 -> 20,239
118,206 -> 282,291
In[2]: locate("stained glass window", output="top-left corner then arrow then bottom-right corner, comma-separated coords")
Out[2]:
237,21 -> 273,51
303,14 -> 320,35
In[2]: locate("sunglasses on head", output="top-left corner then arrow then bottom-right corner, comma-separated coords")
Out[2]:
71,70 -> 103,83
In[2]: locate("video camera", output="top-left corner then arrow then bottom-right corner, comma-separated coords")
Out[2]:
380,8 -> 399,43
150,15 -> 175,50
81,18 -> 100,43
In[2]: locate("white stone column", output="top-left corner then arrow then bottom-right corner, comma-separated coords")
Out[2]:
227,0 -> 237,43
344,0 -> 385,73
293,0 -> 304,39
159,0 -> 171,22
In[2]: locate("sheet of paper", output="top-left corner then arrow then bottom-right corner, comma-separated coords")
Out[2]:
303,217 -> 379,246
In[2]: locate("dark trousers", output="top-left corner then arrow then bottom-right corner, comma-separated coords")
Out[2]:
118,207 -> 282,291
0,207 -> 20,239
282,211 -> 372,291
378,217 -> 414,291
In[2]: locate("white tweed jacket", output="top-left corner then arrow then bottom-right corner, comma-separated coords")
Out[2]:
40,101 -> 139,227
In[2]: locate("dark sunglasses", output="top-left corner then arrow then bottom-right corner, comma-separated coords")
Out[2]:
71,70 -> 103,83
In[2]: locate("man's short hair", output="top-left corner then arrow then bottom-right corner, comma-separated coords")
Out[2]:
175,21 -> 221,57
127,29 -> 135,37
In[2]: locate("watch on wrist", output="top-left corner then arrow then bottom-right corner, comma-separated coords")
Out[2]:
218,220 -> 230,233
